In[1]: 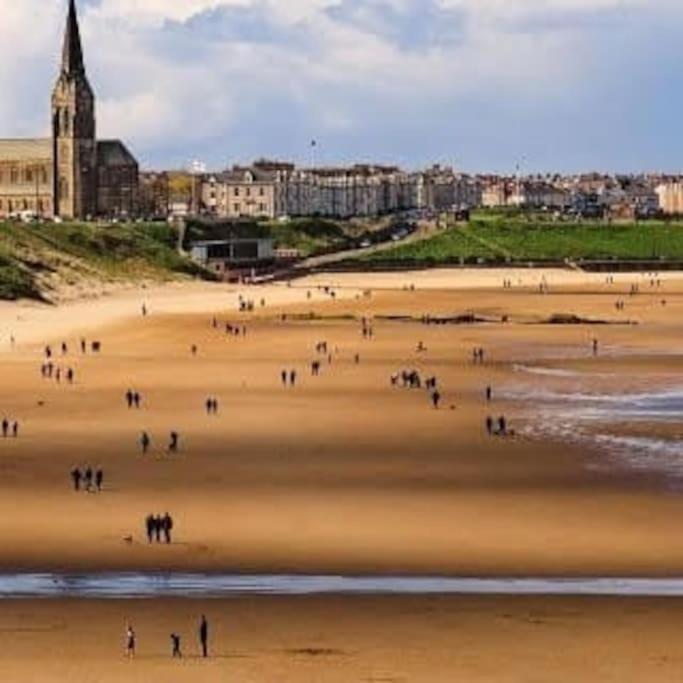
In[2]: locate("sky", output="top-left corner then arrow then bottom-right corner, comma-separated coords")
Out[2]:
1,0 -> 682,173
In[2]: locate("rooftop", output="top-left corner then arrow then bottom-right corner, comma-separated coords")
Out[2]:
0,139 -> 51,163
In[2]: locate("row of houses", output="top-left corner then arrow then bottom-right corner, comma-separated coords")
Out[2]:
139,162 -> 485,220
199,162 -> 422,220
480,174 -> 671,219
137,163 -> 683,222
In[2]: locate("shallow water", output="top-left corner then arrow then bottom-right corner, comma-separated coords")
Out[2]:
4,574 -> 683,599
507,366 -> 683,479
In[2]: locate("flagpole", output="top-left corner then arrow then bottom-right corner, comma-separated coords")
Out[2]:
310,140 -> 317,170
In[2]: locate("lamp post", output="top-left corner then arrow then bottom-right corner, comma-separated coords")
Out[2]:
34,163 -> 40,219
189,160 -> 206,216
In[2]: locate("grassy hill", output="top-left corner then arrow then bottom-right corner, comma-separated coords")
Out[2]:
360,213 -> 683,265
0,221 -> 211,302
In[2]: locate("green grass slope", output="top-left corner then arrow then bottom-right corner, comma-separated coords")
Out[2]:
0,221 -> 211,301
362,214 -> 683,265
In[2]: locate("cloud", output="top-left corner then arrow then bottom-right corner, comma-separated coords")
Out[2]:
1,0 -> 682,172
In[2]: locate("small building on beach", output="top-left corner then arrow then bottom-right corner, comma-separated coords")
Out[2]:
190,238 -> 275,281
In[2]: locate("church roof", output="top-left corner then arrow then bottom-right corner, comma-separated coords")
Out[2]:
96,140 -> 138,168
61,0 -> 85,76
0,139 -> 51,163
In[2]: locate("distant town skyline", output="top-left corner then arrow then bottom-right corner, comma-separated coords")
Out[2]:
2,0 -> 683,173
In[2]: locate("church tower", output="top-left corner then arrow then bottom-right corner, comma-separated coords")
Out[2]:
51,0 -> 97,220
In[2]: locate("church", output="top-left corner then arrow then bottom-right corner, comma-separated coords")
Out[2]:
0,0 -> 139,220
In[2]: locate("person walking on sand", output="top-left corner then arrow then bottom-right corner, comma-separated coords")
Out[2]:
498,416 -> 507,436
171,633 -> 182,658
84,466 -> 93,491
486,385 -> 492,402
12,421 -> 18,438
141,431 -> 150,455
199,615 -> 209,658
145,514 -> 154,543
71,467 -> 82,492
1,418 -> 8,438
125,389 -> 133,409
95,469 -> 103,492
162,513 -> 173,544
431,390 -> 441,409
125,624 -> 136,658
169,432 -> 179,454
154,515 -> 163,543
281,370 -> 287,387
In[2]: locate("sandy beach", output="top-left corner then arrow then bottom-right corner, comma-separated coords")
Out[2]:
0,594 -> 682,682
0,268 -> 681,574
0,266 -> 682,679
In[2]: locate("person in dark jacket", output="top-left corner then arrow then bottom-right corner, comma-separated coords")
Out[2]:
199,615 -> 209,658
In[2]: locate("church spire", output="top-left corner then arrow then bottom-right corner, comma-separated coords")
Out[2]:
61,0 -> 85,76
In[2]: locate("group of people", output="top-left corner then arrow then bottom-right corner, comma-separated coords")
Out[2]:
145,513 -> 174,544
392,369 -> 419,389
40,363 -> 75,384
211,314 -> 249,337
126,615 -> 209,659
238,295 -> 256,312
390,369 -> 445,409
78,338 -> 101,354
281,369 -> 298,387
139,431 -> 180,455
204,398 -> 219,415
361,319 -> 374,339
70,466 -> 104,492
125,390 -> 143,409
1,418 -> 19,438
472,347 -> 486,364
485,415 -> 511,437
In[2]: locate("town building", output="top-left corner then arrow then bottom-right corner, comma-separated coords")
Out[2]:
139,171 -> 170,219
0,0 -> 138,220
202,166 -> 281,219
190,238 -> 275,281
200,162 -> 421,220
656,182 -> 683,215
